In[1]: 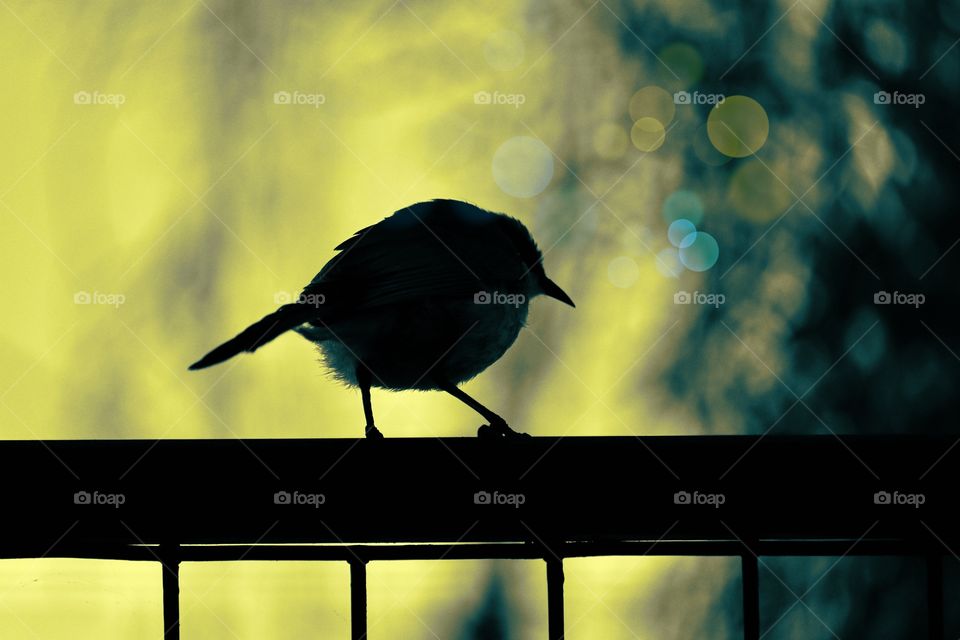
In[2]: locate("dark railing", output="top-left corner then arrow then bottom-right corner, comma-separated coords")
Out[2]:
0,436 -> 955,639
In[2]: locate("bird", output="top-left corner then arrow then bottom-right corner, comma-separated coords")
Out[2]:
188,199 -> 574,438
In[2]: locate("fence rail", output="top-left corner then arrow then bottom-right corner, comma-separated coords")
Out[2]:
1,435 -> 955,639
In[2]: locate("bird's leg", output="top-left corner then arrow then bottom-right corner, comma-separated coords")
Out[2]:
357,364 -> 383,439
438,382 -> 530,439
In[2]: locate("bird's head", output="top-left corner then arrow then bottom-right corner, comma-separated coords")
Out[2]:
496,214 -> 575,308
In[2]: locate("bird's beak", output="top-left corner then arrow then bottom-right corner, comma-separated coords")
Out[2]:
541,277 -> 575,307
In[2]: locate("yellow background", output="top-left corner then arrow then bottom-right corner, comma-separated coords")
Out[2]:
1,1 -> 751,637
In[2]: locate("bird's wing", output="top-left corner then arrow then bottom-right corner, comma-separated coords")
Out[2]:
302,201 -> 522,312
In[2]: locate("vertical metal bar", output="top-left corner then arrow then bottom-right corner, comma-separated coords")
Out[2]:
160,543 -> 180,640
927,555 -> 943,640
742,554 -> 759,640
350,559 -> 367,640
546,557 -> 565,640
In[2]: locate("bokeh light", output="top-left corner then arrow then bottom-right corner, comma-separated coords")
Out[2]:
628,85 -> 675,127
607,256 -> 640,288
727,159 -> 793,222
678,231 -> 720,271
668,218 -> 697,247
656,42 -> 704,87
630,117 -> 666,152
707,95 -> 770,157
662,190 -> 704,225
492,136 -> 554,197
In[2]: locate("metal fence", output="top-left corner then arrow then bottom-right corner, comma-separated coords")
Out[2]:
1,436 -> 955,639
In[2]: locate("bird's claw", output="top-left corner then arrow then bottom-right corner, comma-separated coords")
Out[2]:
477,424 -> 499,439
477,421 -> 532,440
365,425 -> 384,440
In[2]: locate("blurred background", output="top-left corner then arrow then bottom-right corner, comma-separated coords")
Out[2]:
2,0 -> 959,637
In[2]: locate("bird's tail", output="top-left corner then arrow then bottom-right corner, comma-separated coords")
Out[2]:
188,304 -> 312,370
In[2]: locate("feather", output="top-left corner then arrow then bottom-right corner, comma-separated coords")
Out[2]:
301,200 -> 531,313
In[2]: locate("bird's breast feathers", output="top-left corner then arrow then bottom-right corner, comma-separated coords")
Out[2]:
312,296 -> 529,390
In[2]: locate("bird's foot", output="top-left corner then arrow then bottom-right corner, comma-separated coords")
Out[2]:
477,424 -> 499,439
365,424 -> 384,440
477,418 -> 532,440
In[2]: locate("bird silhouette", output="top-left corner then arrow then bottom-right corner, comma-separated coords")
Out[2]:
189,199 -> 574,438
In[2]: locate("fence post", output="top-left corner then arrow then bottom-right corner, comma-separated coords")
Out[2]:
350,558 -> 368,640
160,543 -> 181,640
546,557 -> 565,640
741,553 -> 759,640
